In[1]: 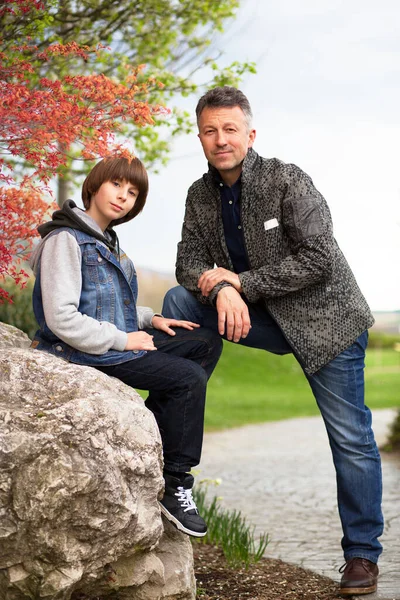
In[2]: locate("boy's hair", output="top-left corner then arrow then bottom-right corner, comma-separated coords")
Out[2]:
82,156 -> 149,226
195,86 -> 253,131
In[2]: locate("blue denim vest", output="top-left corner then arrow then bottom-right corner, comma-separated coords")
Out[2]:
32,227 -> 146,366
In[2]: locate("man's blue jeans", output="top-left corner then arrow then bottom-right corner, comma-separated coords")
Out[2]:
162,286 -> 384,562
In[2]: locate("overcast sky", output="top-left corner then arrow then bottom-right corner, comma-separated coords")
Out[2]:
105,0 -> 400,311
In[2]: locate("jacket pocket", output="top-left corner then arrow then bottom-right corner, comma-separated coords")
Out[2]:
83,250 -> 113,284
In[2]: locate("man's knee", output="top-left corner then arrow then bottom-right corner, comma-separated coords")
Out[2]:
162,286 -> 198,320
164,285 -> 190,305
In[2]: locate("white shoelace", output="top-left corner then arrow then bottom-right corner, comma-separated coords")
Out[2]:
175,486 -> 198,513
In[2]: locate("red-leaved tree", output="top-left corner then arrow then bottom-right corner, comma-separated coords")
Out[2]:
0,2 -> 165,302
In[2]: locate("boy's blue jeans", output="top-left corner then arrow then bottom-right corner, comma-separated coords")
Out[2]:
96,326 -> 222,474
162,286 -> 384,563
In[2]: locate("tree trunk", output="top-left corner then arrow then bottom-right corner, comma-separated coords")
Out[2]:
57,176 -> 71,208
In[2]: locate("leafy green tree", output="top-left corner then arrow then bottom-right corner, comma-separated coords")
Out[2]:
0,1 -> 165,298
1,0 -> 256,204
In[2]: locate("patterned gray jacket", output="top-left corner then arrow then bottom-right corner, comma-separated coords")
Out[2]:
176,148 -> 374,374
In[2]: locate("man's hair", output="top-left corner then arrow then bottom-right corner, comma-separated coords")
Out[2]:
196,86 -> 253,130
82,156 -> 148,226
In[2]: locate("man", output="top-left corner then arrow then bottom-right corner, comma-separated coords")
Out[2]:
162,86 -> 383,595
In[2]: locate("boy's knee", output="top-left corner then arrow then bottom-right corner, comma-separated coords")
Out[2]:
197,364 -> 208,390
201,327 -> 223,353
186,361 -> 208,390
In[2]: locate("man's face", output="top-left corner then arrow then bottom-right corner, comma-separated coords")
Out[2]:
197,106 -> 256,185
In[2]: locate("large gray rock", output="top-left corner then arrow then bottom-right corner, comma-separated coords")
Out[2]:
0,323 -> 195,600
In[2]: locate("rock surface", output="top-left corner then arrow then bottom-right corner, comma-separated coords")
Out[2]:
0,322 -> 195,600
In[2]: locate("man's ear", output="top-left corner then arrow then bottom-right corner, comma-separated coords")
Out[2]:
248,129 -> 256,148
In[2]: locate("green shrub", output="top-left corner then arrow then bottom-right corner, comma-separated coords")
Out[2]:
368,330 -> 400,349
383,409 -> 400,452
0,278 -> 36,339
192,480 -> 269,569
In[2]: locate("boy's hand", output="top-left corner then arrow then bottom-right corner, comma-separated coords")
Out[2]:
151,316 -> 200,336
125,331 -> 156,351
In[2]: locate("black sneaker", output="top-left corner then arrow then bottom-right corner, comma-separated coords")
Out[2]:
159,473 -> 207,538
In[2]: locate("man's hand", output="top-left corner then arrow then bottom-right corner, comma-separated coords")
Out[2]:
216,287 -> 251,342
151,316 -> 200,336
125,331 -> 157,351
198,267 -> 242,297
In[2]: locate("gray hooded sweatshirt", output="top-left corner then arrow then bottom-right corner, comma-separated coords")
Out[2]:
30,201 -> 157,355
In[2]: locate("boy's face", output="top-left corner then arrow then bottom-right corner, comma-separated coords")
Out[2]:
86,179 -> 139,230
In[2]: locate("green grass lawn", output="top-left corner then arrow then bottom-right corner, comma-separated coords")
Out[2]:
203,342 -> 400,431
137,340 -> 400,432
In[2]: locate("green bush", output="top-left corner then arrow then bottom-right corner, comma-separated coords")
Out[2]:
383,409 -> 400,452
368,330 -> 400,349
0,278 -> 36,339
192,480 -> 269,569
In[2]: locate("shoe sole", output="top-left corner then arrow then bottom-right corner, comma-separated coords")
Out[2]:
159,503 -> 207,538
340,584 -> 377,595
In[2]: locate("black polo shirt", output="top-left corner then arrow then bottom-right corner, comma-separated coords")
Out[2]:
216,175 -> 250,274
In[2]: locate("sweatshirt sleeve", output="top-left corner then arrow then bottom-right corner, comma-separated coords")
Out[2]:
136,306 -> 156,329
40,231 -> 127,354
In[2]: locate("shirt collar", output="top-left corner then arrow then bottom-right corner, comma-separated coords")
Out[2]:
210,168 -> 242,189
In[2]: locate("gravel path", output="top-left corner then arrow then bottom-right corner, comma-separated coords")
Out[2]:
199,409 -> 400,600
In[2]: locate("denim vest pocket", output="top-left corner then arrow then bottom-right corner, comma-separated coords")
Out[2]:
83,250 -> 112,284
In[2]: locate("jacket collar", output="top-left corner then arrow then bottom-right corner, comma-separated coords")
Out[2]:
37,199 -> 119,254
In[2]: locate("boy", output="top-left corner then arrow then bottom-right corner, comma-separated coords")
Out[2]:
30,155 -> 222,537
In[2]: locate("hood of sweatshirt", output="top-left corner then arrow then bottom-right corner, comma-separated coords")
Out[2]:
30,200 -> 120,275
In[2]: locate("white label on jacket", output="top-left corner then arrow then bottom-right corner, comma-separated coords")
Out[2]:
264,218 -> 279,230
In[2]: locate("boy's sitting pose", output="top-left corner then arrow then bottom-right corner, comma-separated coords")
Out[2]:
30,156 -> 222,537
